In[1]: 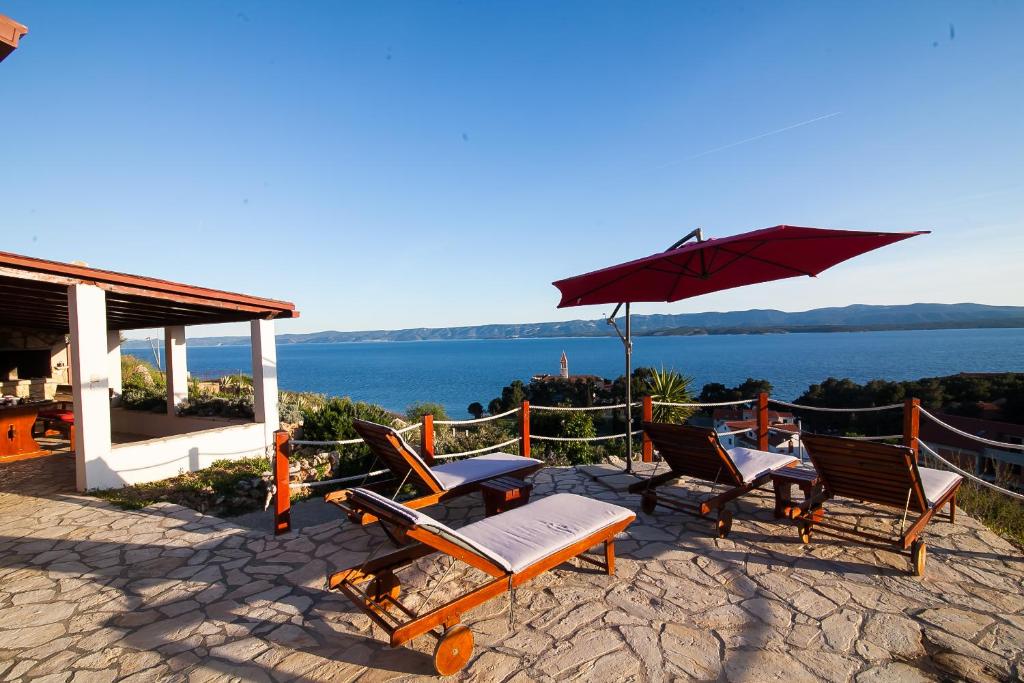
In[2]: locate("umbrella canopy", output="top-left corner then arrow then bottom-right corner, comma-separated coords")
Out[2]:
551,224 -> 928,473
553,225 -> 927,308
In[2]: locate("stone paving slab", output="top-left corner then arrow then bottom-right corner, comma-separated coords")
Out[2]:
1,454 -> 1022,682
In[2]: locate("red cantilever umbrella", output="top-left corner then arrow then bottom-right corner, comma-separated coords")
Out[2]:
551,225 -> 928,470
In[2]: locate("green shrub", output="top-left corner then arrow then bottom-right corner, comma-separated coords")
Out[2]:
406,402 -> 449,423
178,395 -> 254,419
302,397 -> 400,442
957,481 -> 1024,548
278,390 -> 325,424
554,412 -> 598,465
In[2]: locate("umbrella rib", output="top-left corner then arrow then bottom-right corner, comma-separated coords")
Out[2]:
712,244 -> 818,277
561,260 -> 662,304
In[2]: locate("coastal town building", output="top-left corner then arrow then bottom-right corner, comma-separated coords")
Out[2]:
921,411 -> 1024,491
0,251 -> 298,491
713,407 -> 801,455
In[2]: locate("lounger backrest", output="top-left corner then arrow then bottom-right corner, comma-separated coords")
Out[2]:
641,422 -> 744,486
348,488 -> 512,574
800,434 -> 928,513
352,419 -> 445,494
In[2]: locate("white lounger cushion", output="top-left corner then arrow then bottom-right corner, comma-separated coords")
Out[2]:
458,493 -> 635,573
918,467 -> 962,508
727,447 -> 800,483
431,452 -> 543,490
349,488 -> 513,570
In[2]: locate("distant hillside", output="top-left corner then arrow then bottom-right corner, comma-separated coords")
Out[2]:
122,303 -> 1024,348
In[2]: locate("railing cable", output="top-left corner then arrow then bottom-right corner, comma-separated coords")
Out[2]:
768,399 -> 903,413
432,437 -> 522,460
918,407 -> 1024,452
433,407 -> 521,425
531,430 -> 643,443
918,440 -> 1024,501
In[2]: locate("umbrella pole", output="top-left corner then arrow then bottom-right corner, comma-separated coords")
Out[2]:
624,302 -> 633,473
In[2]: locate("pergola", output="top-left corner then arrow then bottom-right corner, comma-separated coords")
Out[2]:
0,14 -> 27,63
0,251 -> 299,490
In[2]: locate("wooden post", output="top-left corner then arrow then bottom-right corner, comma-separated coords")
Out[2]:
903,397 -> 920,460
421,414 -> 435,465
519,401 -> 531,457
757,392 -> 769,451
273,430 -> 291,535
641,395 -> 653,462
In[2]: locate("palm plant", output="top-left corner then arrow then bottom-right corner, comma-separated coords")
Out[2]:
643,367 -> 695,424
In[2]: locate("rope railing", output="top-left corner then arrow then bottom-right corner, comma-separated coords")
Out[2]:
530,403 -> 630,412
290,468 -> 391,490
432,437 -> 522,460
433,407 -> 521,425
290,422 -> 419,447
918,440 -> 1024,502
918,407 -> 1024,452
717,427 -> 754,437
768,398 -> 903,413
531,430 -> 643,443
653,398 -> 753,408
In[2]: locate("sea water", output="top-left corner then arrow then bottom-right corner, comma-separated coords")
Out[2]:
161,328 -> 1024,416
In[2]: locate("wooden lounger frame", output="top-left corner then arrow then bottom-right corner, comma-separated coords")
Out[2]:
326,490 -> 634,675
796,433 -> 961,576
627,421 -> 796,538
325,419 -> 542,526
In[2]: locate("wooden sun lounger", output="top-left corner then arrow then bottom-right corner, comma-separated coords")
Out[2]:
327,487 -> 635,675
627,422 -> 799,537
326,419 -> 544,525
796,434 -> 962,576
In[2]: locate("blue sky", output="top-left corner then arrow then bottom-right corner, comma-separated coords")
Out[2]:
2,2 -> 1022,336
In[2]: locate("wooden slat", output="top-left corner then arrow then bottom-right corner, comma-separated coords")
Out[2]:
642,422 -> 743,485
801,434 -> 928,512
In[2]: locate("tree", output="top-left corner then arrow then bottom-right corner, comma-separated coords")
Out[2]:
487,398 -> 504,416
406,402 -> 450,423
499,380 -> 527,412
642,367 -> 695,424
467,402 -> 484,419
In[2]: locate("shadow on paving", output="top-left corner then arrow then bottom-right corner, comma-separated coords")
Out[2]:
3,459 -> 1021,680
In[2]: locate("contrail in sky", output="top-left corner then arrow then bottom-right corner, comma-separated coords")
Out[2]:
657,111 -> 842,168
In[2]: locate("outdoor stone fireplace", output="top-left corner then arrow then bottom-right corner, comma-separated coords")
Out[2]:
0,327 -> 68,400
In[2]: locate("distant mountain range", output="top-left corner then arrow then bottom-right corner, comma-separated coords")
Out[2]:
120,303 -> 1024,349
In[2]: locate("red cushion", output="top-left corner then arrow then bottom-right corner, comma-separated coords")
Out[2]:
39,409 -> 75,423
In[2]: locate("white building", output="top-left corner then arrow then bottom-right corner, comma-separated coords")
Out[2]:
0,252 -> 298,490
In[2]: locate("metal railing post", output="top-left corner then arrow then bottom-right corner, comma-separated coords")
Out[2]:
273,430 -> 291,535
520,401 -> 531,457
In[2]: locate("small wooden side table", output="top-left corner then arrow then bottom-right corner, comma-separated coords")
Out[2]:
480,477 -> 533,517
771,466 -> 822,519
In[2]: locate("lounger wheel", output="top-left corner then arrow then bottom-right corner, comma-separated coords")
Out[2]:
716,510 -> 733,539
369,571 -> 401,611
640,490 -> 658,515
799,523 -> 811,545
911,539 -> 927,577
434,624 -> 474,676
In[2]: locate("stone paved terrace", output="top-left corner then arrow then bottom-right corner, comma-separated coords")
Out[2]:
1,455 -> 1022,682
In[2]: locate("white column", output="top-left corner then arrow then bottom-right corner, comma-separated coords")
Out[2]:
107,330 -> 122,406
164,326 -> 188,415
251,319 -> 279,441
68,284 -> 113,491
